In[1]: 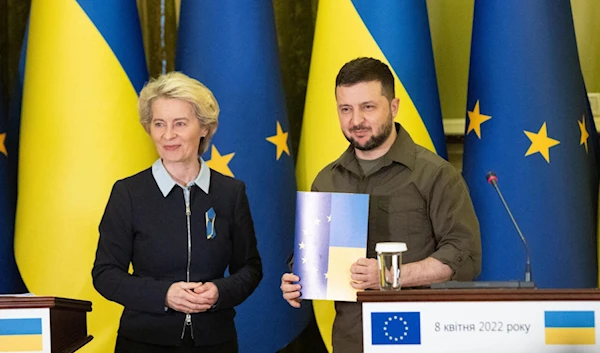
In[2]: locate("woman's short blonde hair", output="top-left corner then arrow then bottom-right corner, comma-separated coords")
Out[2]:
138,71 -> 219,155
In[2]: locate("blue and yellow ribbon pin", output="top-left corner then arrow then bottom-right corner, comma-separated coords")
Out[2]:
205,207 -> 216,239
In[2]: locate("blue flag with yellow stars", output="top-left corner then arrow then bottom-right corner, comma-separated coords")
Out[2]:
463,0 -> 599,288
176,1 -> 312,351
0,11 -> 28,296
0,60 -> 26,294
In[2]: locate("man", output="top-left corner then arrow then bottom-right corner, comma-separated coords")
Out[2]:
281,57 -> 481,352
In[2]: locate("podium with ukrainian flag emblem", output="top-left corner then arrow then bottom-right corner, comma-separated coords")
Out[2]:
359,289 -> 600,352
0,296 -> 92,353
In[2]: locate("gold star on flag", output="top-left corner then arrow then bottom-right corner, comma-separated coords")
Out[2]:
467,100 -> 492,139
524,122 -> 560,163
266,121 -> 290,160
206,145 -> 235,177
579,115 -> 589,153
0,133 -> 6,156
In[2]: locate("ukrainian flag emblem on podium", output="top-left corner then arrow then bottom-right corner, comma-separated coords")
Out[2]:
545,311 -> 595,345
0,318 -> 43,352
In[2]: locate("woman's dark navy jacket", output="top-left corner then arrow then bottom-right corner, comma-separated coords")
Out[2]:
92,167 -> 262,346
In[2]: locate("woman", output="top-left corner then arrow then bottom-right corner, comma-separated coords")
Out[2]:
92,72 -> 262,352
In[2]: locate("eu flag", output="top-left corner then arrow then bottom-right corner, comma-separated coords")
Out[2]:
463,0 -> 599,288
371,312 -> 421,345
176,1 -> 312,351
0,75 -> 25,294
295,192 -> 368,302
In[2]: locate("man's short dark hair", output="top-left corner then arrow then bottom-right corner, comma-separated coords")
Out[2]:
335,57 -> 395,100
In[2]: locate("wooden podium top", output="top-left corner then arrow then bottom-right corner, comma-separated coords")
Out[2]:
0,296 -> 92,311
0,296 -> 93,352
358,288 -> 600,302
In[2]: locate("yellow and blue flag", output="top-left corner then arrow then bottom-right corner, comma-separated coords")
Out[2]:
0,318 -> 43,352
297,0 -> 446,193
176,1 -> 312,351
14,1 -> 154,352
295,192 -> 368,302
296,1 -> 445,347
463,0 -> 599,288
371,312 -> 421,345
545,311 -> 595,345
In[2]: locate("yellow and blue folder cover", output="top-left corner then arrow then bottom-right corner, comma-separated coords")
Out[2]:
294,191 -> 369,302
0,318 -> 43,352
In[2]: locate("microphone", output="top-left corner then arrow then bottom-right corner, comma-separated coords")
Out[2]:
486,171 -> 532,283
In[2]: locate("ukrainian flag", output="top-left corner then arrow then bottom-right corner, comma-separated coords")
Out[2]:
14,1 -> 153,352
545,311 -> 595,345
0,318 -> 43,352
297,1 -> 445,349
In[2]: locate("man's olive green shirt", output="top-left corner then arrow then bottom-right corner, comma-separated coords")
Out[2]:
311,124 -> 481,353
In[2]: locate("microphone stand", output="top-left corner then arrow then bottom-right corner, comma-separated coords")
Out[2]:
431,171 -> 535,289
487,173 -> 532,283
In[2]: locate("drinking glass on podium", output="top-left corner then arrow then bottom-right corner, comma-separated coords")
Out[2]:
376,242 -> 407,291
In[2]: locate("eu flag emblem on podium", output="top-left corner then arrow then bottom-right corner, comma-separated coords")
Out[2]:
371,312 -> 421,345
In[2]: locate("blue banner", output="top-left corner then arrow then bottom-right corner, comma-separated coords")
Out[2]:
176,1 -> 312,351
0,44 -> 26,294
463,0 -> 599,288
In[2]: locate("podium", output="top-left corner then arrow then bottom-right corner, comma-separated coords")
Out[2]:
0,296 -> 92,353
359,289 -> 600,353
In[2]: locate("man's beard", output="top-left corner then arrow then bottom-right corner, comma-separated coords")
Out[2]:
344,116 -> 394,151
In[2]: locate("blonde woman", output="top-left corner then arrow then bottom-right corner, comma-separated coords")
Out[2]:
93,72 -> 262,353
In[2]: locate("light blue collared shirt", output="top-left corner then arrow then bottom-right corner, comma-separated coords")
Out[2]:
151,158 -> 211,203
